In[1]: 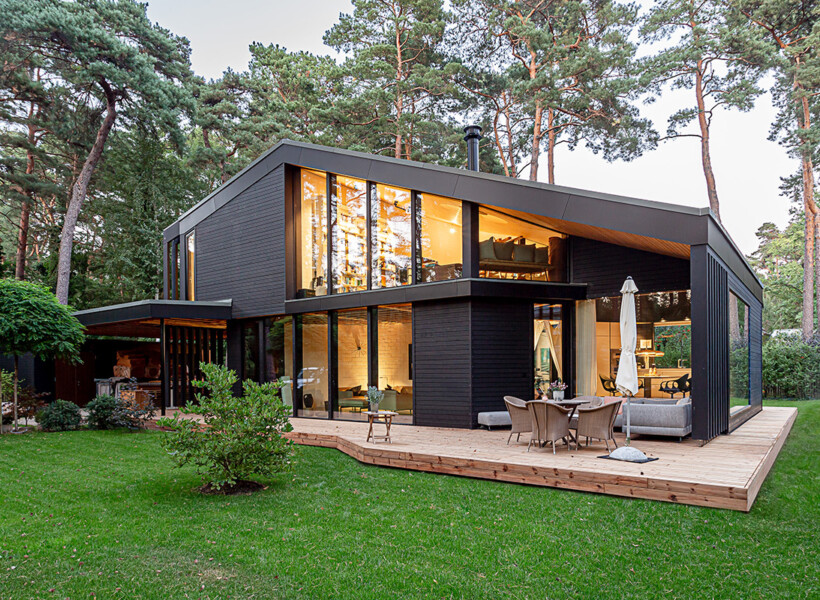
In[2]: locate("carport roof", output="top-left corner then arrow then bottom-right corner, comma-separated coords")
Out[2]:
74,300 -> 232,338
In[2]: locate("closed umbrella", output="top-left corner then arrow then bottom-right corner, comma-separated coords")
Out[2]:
610,276 -> 649,462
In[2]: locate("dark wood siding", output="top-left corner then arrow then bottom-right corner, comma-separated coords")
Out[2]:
412,300 -> 472,427
195,166 -> 286,318
690,245 -> 729,440
470,299 -> 533,426
571,237 -> 690,298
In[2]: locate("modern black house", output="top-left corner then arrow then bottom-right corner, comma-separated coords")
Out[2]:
65,133 -> 763,442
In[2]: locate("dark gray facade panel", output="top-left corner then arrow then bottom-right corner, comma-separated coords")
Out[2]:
413,300 -> 473,428
195,166 -> 285,318
570,237 -> 690,298
470,299 -> 532,426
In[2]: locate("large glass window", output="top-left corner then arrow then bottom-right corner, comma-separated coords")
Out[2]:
335,308 -> 369,420
242,321 -> 259,382
418,193 -> 463,282
332,175 -> 368,293
264,316 -> 294,409
377,304 -> 413,423
186,231 -> 195,300
298,312 -> 329,417
594,291 -> 691,399
534,304 -> 563,396
478,207 -> 567,282
729,292 -> 750,414
371,183 -> 412,288
298,169 -> 328,298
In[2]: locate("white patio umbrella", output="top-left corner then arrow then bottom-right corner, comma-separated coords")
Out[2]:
610,276 -> 649,462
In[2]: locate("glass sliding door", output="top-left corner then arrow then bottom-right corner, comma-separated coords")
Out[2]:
377,304 -> 413,423
729,292 -> 750,415
371,183 -> 412,288
334,308 -> 369,420
298,312 -> 329,418
298,169 -> 328,298
332,175 -> 368,294
534,304 -> 563,397
264,316 -> 294,410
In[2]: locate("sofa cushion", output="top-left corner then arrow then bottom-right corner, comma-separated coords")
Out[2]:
535,246 -> 549,265
479,237 -> 496,260
513,243 -> 536,262
494,240 -> 515,260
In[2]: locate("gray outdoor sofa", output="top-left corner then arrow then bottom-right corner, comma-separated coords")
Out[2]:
614,397 -> 692,439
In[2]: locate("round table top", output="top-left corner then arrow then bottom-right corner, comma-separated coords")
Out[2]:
363,410 -> 398,416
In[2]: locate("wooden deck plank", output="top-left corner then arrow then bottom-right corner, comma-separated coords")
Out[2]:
287,407 -> 795,511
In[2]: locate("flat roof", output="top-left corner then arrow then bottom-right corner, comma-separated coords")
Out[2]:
74,299 -> 232,329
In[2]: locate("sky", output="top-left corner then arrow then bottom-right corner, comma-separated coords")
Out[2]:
145,0 -> 795,256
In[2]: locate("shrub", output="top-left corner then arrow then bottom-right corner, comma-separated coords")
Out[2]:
39,399 -> 81,431
763,336 -> 820,399
157,362 -> 293,492
86,394 -> 155,430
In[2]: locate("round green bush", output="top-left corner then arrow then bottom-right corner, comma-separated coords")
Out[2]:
86,395 -> 120,429
39,399 -> 82,431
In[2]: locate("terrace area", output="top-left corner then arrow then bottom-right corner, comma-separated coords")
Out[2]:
287,406 -> 796,512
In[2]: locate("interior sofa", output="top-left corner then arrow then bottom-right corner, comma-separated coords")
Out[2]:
478,236 -> 566,281
613,397 -> 692,439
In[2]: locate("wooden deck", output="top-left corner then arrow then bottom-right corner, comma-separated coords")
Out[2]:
288,406 -> 796,512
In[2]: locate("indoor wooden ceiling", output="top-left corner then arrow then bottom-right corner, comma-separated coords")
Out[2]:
496,206 -> 691,260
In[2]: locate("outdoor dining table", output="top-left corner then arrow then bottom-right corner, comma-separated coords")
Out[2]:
546,398 -> 590,446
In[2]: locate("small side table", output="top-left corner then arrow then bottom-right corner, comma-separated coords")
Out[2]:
364,410 -> 398,444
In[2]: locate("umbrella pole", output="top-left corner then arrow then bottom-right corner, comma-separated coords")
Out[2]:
625,394 -> 631,446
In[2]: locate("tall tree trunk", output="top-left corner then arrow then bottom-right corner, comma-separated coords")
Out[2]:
529,99 -> 543,181
695,63 -> 720,220
798,80 -> 817,339
15,108 -> 37,280
55,86 -> 117,305
546,107 -> 556,185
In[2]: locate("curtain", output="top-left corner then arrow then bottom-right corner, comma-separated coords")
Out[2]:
576,300 -> 598,396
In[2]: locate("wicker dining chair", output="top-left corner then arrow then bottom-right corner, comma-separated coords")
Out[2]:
527,401 -> 572,454
576,399 -> 622,452
503,396 -> 532,445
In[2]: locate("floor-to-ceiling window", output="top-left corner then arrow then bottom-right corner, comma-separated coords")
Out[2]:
729,292 -> 750,415
371,183 -> 412,288
264,316 -> 294,409
298,169 -> 328,298
593,291 -> 691,399
335,308 -> 369,420
534,304 -> 563,396
478,207 -> 567,282
418,193 -> 462,282
298,312 -> 329,417
332,176 -> 368,293
377,304 -> 413,423
186,231 -> 196,300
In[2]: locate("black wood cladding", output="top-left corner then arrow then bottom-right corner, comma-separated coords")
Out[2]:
469,299 -> 533,426
412,300 -> 473,428
570,237 -> 690,298
195,166 -> 286,318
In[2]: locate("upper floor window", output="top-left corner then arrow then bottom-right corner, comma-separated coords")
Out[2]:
332,175 -> 368,293
478,207 -> 567,282
371,183 -> 412,288
418,193 -> 462,282
186,231 -> 196,301
297,169 -> 328,298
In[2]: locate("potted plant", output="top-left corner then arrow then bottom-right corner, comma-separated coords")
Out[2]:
367,386 -> 384,412
549,380 -> 568,401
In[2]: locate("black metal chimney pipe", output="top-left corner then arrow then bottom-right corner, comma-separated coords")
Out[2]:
463,125 -> 482,172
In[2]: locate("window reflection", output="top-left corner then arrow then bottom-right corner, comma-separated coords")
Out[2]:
371,183 -> 412,288
478,207 -> 566,282
264,316 -> 293,410
298,169 -> 328,298
418,193 -> 462,282
332,176 -> 368,293
730,292 -> 750,414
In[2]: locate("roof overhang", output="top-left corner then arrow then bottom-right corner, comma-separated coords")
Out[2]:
74,300 -> 232,338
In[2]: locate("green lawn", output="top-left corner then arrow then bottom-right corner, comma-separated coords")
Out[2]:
1,402 -> 817,599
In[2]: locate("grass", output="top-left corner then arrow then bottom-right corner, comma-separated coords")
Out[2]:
0,401 -> 817,599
